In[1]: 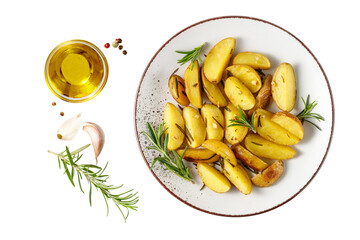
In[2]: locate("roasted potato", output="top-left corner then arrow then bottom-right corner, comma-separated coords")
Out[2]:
176,148 -> 220,163
232,52 -> 271,70
253,109 -> 300,145
231,143 -> 269,172
252,160 -> 284,187
184,60 -> 202,108
224,76 -> 255,110
202,139 -> 237,166
197,162 -> 231,193
225,64 -> 262,93
244,133 -> 296,160
164,103 -> 185,150
201,67 -> 228,107
247,74 -> 272,117
201,104 -> 224,141
204,37 -> 236,83
168,74 -> 190,106
183,106 -> 206,148
222,159 -> 252,195
223,102 -> 248,145
271,63 -> 297,111
271,111 -> 304,140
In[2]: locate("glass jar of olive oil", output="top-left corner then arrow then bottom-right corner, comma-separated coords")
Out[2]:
45,40 -> 108,103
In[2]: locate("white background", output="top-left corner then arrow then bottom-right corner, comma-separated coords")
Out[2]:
0,0 -> 358,239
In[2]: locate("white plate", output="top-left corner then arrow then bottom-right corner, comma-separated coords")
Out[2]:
134,16 -> 334,216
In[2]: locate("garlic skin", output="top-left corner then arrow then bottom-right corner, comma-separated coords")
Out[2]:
83,122 -> 105,164
57,113 -> 82,141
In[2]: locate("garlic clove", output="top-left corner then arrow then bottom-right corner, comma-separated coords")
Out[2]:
83,122 -> 105,165
57,113 -> 82,141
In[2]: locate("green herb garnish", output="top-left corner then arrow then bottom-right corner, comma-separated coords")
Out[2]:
48,144 -> 138,222
142,122 -> 193,183
228,105 -> 256,133
176,43 -> 205,69
296,95 -> 325,130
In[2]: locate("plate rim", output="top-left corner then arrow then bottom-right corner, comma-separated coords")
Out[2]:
134,15 -> 335,217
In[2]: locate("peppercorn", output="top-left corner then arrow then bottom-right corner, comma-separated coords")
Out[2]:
122,50 -> 127,55
104,43 -> 110,48
52,102 -> 56,106
112,41 -> 119,48
60,112 -> 64,116
116,38 -> 122,43
118,45 -> 123,50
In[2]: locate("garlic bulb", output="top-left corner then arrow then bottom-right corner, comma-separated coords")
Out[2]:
57,113 -> 82,140
83,122 -> 105,164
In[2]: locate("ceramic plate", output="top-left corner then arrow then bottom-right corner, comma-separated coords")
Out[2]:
134,16 -> 334,216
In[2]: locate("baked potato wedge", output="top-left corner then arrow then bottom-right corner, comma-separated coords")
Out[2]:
202,139 -> 237,166
164,103 -> 185,150
182,106 -> 206,148
176,148 -> 220,163
232,52 -> 271,70
197,162 -> 231,193
184,60 -> 202,108
223,102 -> 248,145
271,63 -> 297,111
253,109 -> 300,145
244,134 -> 296,160
204,37 -> 236,83
222,159 -> 252,195
201,67 -> 228,107
252,160 -> 284,187
225,64 -> 262,93
168,74 -> 190,106
271,111 -> 304,140
247,74 -> 272,117
201,104 -> 224,141
224,76 -> 255,110
231,143 -> 269,172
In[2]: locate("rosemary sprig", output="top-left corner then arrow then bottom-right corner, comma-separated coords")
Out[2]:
142,122 -> 193,183
228,105 -> 256,133
176,43 -> 205,69
48,144 -> 138,222
297,95 -> 325,130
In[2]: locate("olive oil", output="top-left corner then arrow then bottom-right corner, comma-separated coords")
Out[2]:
45,40 -> 108,103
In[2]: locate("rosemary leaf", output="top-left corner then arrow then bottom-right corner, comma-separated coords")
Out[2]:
296,94 -> 325,130
142,122 -> 193,183
176,43 -> 205,70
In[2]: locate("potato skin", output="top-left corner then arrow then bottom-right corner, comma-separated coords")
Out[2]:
222,159 -> 252,195
201,67 -> 228,107
225,64 -> 262,93
244,134 -> 296,160
231,143 -> 269,172
201,104 -> 224,141
224,76 -> 255,110
271,111 -> 304,140
164,103 -> 185,150
202,139 -> 237,166
253,109 -> 300,146
204,37 -> 236,83
197,163 -> 231,193
271,63 -> 297,111
223,103 -> 248,145
168,74 -> 190,106
232,52 -> 271,70
247,74 -> 272,117
184,60 -> 202,108
183,106 -> 206,148
176,148 -> 220,163
252,160 -> 284,187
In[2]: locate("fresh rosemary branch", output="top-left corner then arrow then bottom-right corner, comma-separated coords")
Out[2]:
297,95 -> 325,130
176,43 -> 205,69
48,144 -> 138,222
228,105 -> 256,133
142,122 -> 193,183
